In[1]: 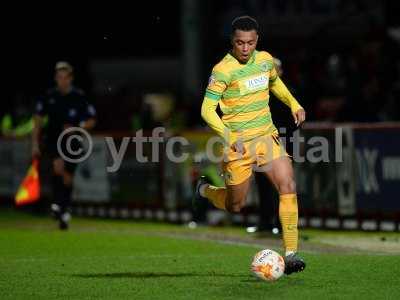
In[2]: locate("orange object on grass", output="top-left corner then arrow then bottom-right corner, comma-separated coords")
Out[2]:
15,159 -> 40,206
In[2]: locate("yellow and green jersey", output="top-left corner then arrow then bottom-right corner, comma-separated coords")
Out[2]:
205,50 -> 280,141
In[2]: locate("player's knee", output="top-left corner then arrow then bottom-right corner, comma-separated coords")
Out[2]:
277,177 -> 296,194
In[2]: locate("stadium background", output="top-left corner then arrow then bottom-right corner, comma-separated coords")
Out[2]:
2,0 -> 400,231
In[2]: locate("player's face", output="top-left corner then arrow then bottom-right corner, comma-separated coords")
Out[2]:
231,30 -> 258,63
55,70 -> 73,92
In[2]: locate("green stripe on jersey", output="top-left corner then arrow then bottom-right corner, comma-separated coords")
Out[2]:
223,88 -> 268,100
213,70 -> 230,83
205,90 -> 221,101
222,100 -> 268,115
225,114 -> 271,131
223,87 -> 242,99
230,60 -> 274,82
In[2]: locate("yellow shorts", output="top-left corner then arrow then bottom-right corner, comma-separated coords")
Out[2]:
222,134 -> 288,186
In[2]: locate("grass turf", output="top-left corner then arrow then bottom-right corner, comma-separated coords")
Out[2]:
0,210 -> 399,300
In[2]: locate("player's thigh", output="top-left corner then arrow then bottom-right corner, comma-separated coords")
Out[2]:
226,178 -> 251,211
263,157 -> 295,194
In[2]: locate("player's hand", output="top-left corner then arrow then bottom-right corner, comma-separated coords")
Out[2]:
292,108 -> 306,127
231,140 -> 246,155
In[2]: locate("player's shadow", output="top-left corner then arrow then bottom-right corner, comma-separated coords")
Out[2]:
73,272 -> 250,279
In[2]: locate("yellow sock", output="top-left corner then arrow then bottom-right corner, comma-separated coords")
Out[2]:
279,193 -> 298,253
204,185 -> 227,210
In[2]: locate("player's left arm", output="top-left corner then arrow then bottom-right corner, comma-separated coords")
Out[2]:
269,66 -> 306,126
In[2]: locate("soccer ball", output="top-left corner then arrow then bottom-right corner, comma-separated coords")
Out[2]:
251,249 -> 285,281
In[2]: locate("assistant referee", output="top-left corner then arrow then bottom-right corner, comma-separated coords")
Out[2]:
32,62 -> 96,230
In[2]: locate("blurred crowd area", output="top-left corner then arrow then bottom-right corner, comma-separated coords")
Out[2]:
2,0 -> 400,137
262,29 -> 400,123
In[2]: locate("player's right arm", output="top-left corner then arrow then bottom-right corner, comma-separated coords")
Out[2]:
201,99 -> 225,138
201,66 -> 245,153
201,66 -> 228,136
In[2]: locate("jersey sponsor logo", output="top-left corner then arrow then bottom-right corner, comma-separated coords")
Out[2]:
240,74 -> 269,95
246,75 -> 268,90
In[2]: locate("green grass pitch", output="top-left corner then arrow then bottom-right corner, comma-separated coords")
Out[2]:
0,209 -> 399,300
